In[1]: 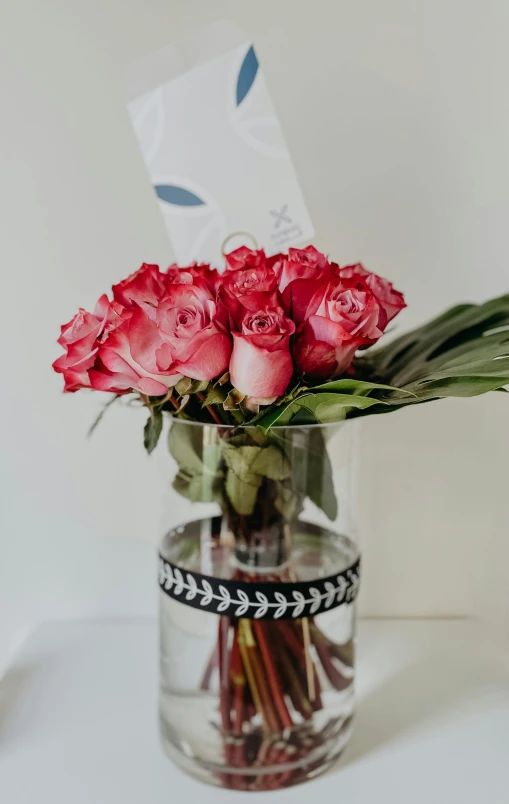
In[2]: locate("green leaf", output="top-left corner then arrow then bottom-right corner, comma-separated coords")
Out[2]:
221,439 -> 292,515
306,428 -> 338,520
189,379 -> 210,394
351,294 -> 509,416
168,420 -> 224,502
224,388 -> 246,411
273,479 -> 301,520
258,392 -> 388,430
168,420 -> 205,474
312,378 -> 415,397
225,467 -> 262,515
288,407 -> 319,425
401,375 -> 509,400
250,445 -> 291,480
144,408 -> 163,454
361,295 -> 509,385
174,377 -> 210,396
222,444 -> 264,479
175,377 -> 193,396
172,468 -> 224,504
222,443 -> 263,516
202,386 -> 226,406
313,394 -> 389,422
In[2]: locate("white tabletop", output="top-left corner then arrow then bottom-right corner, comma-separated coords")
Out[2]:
0,619 -> 508,803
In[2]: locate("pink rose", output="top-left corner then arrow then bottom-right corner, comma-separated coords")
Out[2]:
225,246 -> 267,272
112,263 -> 167,318
272,246 -> 333,324
164,262 -> 221,296
229,307 -> 295,403
52,295 -> 125,392
293,281 -> 383,379
339,263 -> 406,323
181,263 -> 222,297
273,246 -> 330,293
219,264 -> 280,317
156,284 -> 232,381
164,264 -> 195,286
89,306 -> 182,396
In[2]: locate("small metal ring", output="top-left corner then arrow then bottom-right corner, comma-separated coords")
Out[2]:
221,231 -> 258,256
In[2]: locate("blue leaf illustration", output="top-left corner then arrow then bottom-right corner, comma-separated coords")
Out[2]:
236,45 -> 259,106
154,185 -> 205,207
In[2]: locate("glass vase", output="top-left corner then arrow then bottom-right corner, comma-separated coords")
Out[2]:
158,421 -> 360,791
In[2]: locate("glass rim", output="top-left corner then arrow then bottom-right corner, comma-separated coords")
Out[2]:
168,416 -> 348,431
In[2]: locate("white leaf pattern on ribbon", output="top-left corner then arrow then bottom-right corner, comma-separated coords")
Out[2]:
200,579 -> 213,606
292,591 -> 306,618
234,589 -> 250,617
346,570 -> 360,602
158,559 -> 360,618
254,591 -> 269,619
324,582 -> 336,609
185,573 -> 197,601
309,587 -> 321,614
217,585 -> 231,613
274,591 -> 287,619
336,576 -> 348,603
173,567 -> 184,595
163,564 -> 174,591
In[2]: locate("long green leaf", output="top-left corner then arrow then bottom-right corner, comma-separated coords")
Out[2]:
258,393 -> 388,430
350,294 -> 509,417
312,378 -> 416,396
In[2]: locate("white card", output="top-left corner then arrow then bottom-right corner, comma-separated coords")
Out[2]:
126,23 -> 314,266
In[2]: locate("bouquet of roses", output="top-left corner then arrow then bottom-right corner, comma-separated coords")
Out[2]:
53,245 -> 509,790
53,244 -> 509,440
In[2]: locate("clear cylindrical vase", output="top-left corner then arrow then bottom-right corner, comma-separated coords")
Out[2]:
158,421 -> 360,791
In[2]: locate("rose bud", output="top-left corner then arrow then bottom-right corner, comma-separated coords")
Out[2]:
339,263 -> 406,324
293,281 -> 384,379
229,307 -> 295,404
156,284 -> 232,381
52,295 -> 126,392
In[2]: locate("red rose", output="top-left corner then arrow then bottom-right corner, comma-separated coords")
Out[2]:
229,307 -> 295,403
339,263 -> 406,323
273,246 -> 333,324
181,262 -> 222,297
164,264 -> 195,286
89,306 -> 182,396
225,246 -> 267,272
274,246 -> 330,292
112,263 -> 167,318
293,281 -> 383,379
52,295 -> 125,392
219,264 -> 280,317
156,284 -> 232,381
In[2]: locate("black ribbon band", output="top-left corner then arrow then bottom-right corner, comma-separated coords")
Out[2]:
158,555 -> 360,621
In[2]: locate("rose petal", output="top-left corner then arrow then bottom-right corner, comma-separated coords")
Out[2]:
230,333 -> 293,398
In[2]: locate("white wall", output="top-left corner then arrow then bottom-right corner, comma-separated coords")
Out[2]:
1,0 -> 508,672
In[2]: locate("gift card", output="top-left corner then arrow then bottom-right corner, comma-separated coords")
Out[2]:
126,21 -> 315,266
